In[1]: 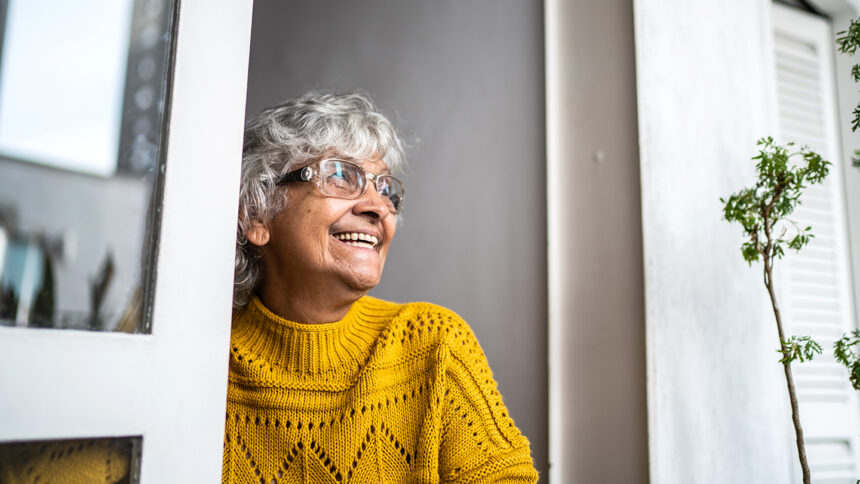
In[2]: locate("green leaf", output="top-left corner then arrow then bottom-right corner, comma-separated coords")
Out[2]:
834,330 -> 860,390
721,138 -> 830,266
836,17 -> 860,55
779,335 -> 822,364
741,243 -> 759,264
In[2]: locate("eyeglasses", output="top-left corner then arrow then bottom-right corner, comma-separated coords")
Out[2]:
276,159 -> 406,214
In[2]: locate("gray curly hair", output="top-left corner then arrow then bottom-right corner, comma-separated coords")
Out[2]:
234,91 -> 406,310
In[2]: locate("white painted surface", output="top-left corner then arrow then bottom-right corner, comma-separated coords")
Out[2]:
634,0 -> 797,482
773,5 -> 860,481
546,2 -> 562,480
0,0 -> 253,482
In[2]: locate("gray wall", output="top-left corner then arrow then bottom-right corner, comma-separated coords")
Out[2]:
244,0 -> 548,478
547,0 -> 648,482
634,0 -> 796,482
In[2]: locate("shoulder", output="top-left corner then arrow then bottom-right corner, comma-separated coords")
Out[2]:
361,296 -> 480,356
362,297 -> 498,392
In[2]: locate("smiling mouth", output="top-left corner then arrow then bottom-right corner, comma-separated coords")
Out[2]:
333,232 -> 379,249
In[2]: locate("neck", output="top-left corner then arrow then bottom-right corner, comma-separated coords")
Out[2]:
257,275 -> 366,323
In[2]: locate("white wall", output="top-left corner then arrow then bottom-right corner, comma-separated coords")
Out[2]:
634,1 -> 796,482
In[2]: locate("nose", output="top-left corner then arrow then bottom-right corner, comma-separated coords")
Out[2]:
353,181 -> 391,220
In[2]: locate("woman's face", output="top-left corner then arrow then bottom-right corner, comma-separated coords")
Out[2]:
258,157 -> 397,296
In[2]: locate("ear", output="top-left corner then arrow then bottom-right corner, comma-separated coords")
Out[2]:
244,221 -> 270,247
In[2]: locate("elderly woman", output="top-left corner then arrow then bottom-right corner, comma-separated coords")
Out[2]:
224,92 -> 538,483
0,92 -> 538,484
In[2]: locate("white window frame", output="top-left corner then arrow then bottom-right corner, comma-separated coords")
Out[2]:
0,0 -> 253,481
772,3 -> 860,481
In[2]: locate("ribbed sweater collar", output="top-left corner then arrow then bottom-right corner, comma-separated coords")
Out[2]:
230,295 -> 397,379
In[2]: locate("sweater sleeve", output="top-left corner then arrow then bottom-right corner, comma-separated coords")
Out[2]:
437,315 -> 538,484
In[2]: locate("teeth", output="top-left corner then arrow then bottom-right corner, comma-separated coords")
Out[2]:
344,241 -> 373,248
334,232 -> 379,246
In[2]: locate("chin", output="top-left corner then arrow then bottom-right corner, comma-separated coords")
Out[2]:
344,268 -> 383,292
350,277 -> 381,292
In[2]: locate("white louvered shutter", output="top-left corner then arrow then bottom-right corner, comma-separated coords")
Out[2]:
773,4 -> 860,482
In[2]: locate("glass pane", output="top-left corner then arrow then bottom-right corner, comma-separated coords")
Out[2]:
0,0 -> 175,333
0,436 -> 141,484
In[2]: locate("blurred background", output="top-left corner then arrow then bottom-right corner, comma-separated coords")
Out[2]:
2,0 -> 860,482
243,1 -> 550,478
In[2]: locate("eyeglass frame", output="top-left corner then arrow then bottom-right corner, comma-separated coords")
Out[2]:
275,158 -> 406,214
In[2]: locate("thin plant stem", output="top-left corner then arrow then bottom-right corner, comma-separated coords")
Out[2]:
763,201 -> 811,484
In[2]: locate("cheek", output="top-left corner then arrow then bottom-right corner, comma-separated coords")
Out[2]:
385,216 -> 398,239
295,200 -> 339,237
379,218 -> 397,255
272,211 -> 331,262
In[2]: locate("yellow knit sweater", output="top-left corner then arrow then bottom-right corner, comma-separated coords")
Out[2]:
0,296 -> 537,483
223,295 -> 538,484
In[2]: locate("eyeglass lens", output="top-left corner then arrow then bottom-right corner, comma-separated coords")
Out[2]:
320,160 -> 404,213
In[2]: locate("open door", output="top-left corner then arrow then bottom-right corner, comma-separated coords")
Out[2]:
0,0 -> 253,481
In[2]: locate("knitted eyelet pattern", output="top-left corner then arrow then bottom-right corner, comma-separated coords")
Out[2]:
223,296 -> 538,483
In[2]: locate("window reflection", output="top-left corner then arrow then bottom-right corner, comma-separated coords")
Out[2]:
0,436 -> 141,484
0,0 -> 174,333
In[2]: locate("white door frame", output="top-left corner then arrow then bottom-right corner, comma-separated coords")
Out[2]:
0,0 -> 253,481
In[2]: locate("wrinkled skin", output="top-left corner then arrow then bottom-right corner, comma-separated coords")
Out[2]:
246,158 -> 397,323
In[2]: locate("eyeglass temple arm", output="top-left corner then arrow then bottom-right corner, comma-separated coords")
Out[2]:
276,166 -> 313,186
